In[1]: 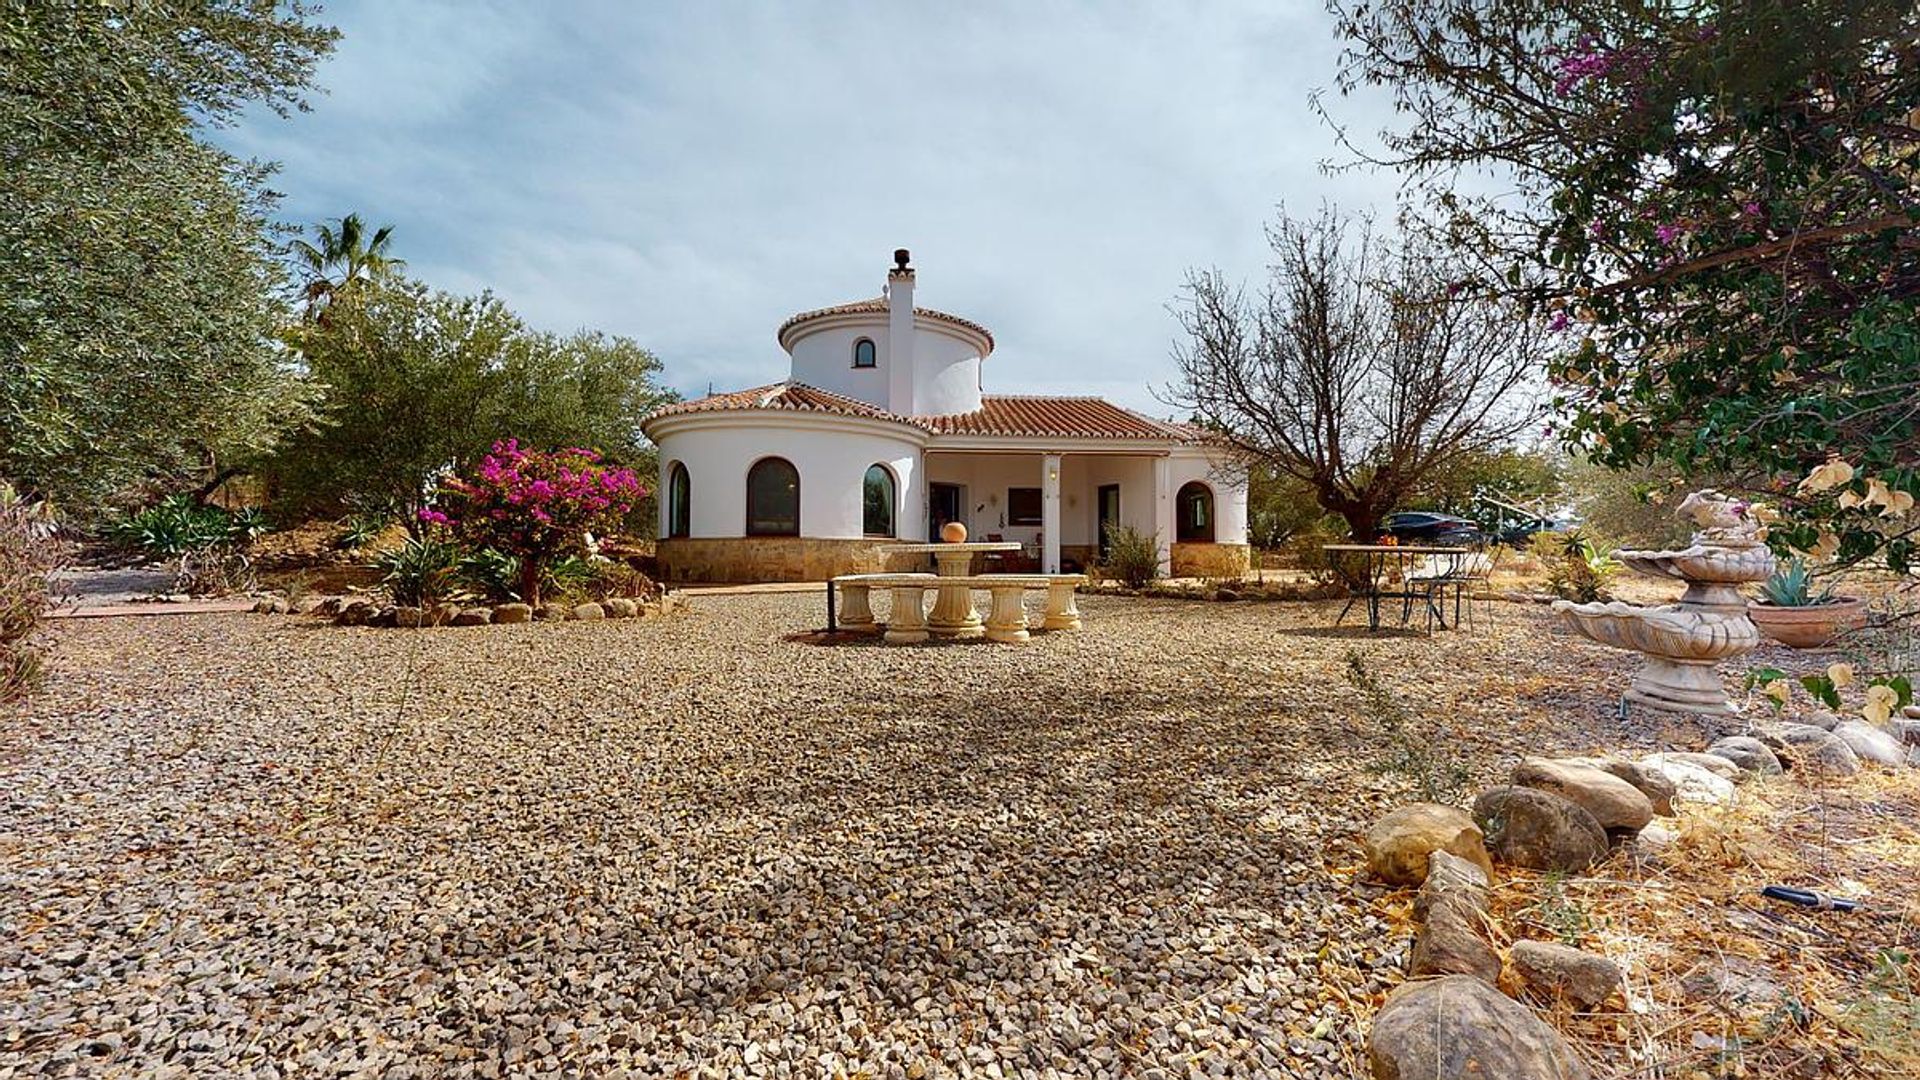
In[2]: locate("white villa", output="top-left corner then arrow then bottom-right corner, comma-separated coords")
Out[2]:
642,250 -> 1250,583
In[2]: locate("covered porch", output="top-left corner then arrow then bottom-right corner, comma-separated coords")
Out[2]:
921,449 -> 1249,577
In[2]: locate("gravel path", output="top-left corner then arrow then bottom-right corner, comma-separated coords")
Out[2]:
3,593 -> 1656,1078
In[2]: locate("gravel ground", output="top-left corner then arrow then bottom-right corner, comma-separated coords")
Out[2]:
3,592 -> 1667,1078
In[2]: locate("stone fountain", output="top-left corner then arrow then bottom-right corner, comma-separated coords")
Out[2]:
1553,491 -> 1775,716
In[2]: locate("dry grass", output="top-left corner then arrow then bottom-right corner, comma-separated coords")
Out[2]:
1469,771 -> 1920,1079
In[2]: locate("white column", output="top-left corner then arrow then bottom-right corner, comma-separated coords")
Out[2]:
1042,453 -> 1062,574
1153,456 -> 1174,576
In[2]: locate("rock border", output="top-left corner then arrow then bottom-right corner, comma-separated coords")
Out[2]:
252,594 -> 686,627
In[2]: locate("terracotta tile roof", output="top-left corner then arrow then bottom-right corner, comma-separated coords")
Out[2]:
776,296 -> 995,353
915,396 -> 1191,441
649,386 -> 1196,443
645,382 -> 913,424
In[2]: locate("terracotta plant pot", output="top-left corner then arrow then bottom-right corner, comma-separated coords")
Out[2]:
1747,595 -> 1869,649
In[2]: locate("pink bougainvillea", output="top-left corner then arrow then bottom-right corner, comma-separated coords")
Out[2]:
420,439 -> 645,607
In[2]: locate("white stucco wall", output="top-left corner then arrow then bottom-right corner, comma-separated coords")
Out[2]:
908,329 -> 984,417
1167,451 -> 1250,544
783,316 -> 985,418
655,415 -> 927,540
785,320 -> 892,409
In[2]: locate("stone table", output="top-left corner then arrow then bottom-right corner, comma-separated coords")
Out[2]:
879,542 -> 1021,638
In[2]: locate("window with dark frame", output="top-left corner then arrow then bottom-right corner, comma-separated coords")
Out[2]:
852,338 -> 877,368
667,462 -> 690,538
746,457 -> 800,536
1175,481 -> 1214,542
862,464 -> 895,537
1007,487 -> 1042,526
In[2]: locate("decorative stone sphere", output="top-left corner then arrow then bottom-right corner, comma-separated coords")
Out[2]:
940,521 -> 968,543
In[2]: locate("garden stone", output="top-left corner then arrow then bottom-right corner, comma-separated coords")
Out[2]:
572,602 -> 606,621
451,608 -> 492,627
1565,757 -> 1676,816
392,606 -> 423,628
290,597 -> 322,615
1796,710 -> 1842,731
1408,902 -> 1501,984
1511,758 -> 1655,833
603,598 -> 638,618
333,601 -> 374,627
1704,736 -> 1782,776
1763,723 -> 1861,776
1510,940 -> 1622,1010
1905,704 -> 1920,720
1367,974 -> 1592,1080
1412,850 -> 1489,923
1654,752 -> 1741,781
1681,960 -> 1794,1023
492,603 -> 533,624
1636,755 -> 1737,804
368,606 -> 398,628
427,602 -> 461,627
1891,719 -> 1920,746
1472,786 -> 1608,873
1831,720 -> 1906,767
535,604 -> 569,621
1363,804 -> 1495,887
1632,821 -> 1679,851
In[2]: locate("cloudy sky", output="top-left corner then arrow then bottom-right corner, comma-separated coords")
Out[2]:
214,1 -> 1407,414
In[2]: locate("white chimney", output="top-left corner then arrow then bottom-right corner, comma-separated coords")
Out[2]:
886,248 -> 914,413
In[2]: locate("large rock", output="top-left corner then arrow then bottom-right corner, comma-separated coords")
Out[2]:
1511,940 -> 1623,1010
1765,723 -> 1861,776
1363,804 -> 1496,887
1705,736 -> 1783,776
1572,758 -> 1678,817
1637,755 -> 1737,805
1409,903 -> 1501,984
1891,719 -> 1920,747
1512,758 -> 1656,832
571,602 -> 606,621
333,600 -> 375,626
1796,710 -> 1842,731
1472,786 -> 1609,873
426,601 -> 461,626
1831,719 -> 1906,767
603,597 -> 638,618
450,607 -> 492,627
1367,974 -> 1593,1080
492,602 -> 533,624
1412,850 -> 1489,923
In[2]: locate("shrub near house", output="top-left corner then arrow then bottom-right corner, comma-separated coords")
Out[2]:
422,440 -> 646,610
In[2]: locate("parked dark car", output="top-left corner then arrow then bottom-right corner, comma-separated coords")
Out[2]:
1382,511 -> 1485,545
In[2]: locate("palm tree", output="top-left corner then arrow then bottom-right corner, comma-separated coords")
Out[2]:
292,213 -> 405,319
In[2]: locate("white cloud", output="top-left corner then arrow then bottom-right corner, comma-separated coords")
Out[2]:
217,0 -> 1407,412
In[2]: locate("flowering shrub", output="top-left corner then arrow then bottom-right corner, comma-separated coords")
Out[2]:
421,440 -> 644,607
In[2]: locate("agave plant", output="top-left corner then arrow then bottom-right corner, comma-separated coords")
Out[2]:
375,536 -> 462,608
1759,557 -> 1837,607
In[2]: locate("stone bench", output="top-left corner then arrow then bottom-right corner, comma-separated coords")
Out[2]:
834,572 -> 1086,644
830,573 -> 937,640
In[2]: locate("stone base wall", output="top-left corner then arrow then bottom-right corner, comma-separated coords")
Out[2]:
657,537 -> 911,584
1170,542 -> 1252,579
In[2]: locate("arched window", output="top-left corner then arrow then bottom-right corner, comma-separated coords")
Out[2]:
746,457 -> 800,536
666,462 -> 690,539
852,338 -> 877,368
862,464 -> 895,537
1176,481 -> 1214,542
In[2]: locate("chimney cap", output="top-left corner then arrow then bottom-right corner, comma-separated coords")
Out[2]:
892,248 -> 911,270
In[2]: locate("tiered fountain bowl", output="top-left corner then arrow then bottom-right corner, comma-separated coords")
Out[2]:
1552,491 -> 1775,716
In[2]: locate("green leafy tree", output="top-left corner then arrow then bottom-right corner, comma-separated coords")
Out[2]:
0,1 -> 337,514
1402,447 -> 1564,518
1325,0 -> 1920,572
272,278 -> 676,520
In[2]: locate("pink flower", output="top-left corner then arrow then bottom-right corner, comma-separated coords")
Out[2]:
1655,222 -> 1684,246
1548,311 -> 1571,333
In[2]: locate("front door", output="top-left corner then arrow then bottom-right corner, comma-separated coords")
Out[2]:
930,482 -> 964,538
1097,483 -> 1120,559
